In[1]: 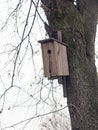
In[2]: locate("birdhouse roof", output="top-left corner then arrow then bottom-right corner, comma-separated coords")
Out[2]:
38,38 -> 67,46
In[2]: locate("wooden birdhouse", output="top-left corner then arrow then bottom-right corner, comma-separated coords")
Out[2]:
38,38 -> 69,78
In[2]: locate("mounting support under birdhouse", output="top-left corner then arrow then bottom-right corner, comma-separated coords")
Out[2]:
38,31 -> 69,97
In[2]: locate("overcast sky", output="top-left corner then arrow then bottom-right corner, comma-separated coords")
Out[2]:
0,1 -> 98,130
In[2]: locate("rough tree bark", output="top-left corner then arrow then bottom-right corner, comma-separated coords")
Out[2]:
41,0 -> 98,130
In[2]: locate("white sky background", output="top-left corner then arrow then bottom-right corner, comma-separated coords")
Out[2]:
0,0 -> 98,130
0,0 -> 70,130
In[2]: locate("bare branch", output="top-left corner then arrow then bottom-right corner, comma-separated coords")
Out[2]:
11,0 -> 33,87
0,105 -> 68,130
0,0 -> 23,30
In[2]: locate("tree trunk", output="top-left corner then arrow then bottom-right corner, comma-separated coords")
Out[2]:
41,0 -> 98,130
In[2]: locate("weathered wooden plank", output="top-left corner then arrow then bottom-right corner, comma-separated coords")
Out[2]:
54,41 -> 69,76
41,42 -> 57,77
38,38 -> 67,46
41,44 -> 50,77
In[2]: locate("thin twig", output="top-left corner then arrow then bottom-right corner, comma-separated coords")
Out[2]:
11,0 -> 33,87
0,105 -> 68,130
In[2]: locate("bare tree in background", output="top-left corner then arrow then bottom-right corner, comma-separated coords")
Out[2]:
40,111 -> 70,130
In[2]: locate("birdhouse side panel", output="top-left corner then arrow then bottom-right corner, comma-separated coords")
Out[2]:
61,45 -> 69,75
54,41 -> 69,76
41,43 -> 57,78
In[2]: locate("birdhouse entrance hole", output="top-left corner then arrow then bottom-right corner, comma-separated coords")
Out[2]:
47,49 -> 51,54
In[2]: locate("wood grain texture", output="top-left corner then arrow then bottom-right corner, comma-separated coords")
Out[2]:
41,40 -> 69,78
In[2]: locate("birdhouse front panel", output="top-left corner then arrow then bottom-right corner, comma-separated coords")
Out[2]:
41,41 -> 58,77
